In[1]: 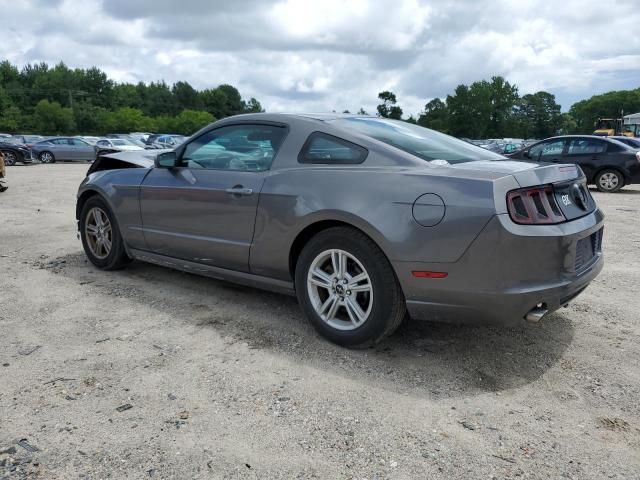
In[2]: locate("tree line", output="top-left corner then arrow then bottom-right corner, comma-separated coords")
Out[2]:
0,60 -> 263,135
372,77 -> 640,139
1,60 -> 639,138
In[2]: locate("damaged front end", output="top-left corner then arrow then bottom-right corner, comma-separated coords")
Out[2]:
87,149 -> 159,175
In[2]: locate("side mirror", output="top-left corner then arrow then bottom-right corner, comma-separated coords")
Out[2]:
155,151 -> 177,168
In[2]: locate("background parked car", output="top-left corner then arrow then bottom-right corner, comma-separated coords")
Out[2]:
507,135 -> 640,192
31,137 -> 96,163
96,138 -> 145,151
77,136 -> 101,145
145,134 -> 186,149
0,138 -> 34,165
610,136 -> 640,149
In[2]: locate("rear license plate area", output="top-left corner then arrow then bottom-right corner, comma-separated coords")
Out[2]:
574,228 -> 603,272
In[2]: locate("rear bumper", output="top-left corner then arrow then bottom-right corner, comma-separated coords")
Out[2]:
395,209 -> 605,325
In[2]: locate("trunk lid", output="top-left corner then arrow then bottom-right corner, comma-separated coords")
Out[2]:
449,160 -> 596,221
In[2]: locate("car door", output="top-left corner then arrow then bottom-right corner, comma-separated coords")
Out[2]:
139,123 -> 288,272
71,138 -> 95,161
526,138 -> 567,163
57,138 -> 76,160
564,137 -> 607,180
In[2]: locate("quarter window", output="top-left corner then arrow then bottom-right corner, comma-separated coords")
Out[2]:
567,139 -> 606,155
180,124 -> 286,171
298,132 -> 368,164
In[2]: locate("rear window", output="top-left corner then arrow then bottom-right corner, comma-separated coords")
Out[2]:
329,117 -> 505,164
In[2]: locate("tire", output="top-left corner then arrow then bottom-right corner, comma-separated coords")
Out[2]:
295,226 -> 406,348
2,151 -> 17,166
595,169 -> 624,193
79,196 -> 131,270
39,151 -> 55,163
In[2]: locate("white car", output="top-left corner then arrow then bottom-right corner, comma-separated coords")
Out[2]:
96,138 -> 145,151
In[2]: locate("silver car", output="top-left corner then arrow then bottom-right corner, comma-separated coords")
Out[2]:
32,137 -> 96,163
76,114 -> 604,347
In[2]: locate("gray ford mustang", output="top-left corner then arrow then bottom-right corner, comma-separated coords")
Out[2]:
76,113 -> 604,347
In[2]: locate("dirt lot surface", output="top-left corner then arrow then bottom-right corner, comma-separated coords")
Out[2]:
1,163 -> 639,479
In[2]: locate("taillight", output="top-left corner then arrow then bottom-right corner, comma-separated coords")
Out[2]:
507,185 -> 566,225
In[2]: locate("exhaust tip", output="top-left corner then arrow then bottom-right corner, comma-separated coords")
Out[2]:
525,304 -> 548,323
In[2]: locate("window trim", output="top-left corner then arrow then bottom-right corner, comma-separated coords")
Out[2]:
297,131 -> 368,165
175,121 -> 289,172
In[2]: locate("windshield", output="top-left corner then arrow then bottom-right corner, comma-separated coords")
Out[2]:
329,117 -> 505,164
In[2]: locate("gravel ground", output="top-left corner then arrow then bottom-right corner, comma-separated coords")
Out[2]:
1,163 -> 639,479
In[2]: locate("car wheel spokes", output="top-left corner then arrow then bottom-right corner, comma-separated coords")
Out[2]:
85,207 -> 112,260
307,249 -> 373,331
600,173 -> 618,190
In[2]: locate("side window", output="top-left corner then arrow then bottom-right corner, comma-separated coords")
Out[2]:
72,139 -> 89,146
529,139 -> 565,159
298,132 -> 368,164
180,124 -> 287,171
96,140 -> 109,146
606,142 -> 625,152
567,139 -> 606,155
52,138 -> 70,145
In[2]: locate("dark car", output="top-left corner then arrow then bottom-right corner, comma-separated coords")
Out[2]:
76,114 -> 604,347
507,135 -> 640,192
0,138 -> 35,165
610,136 -> 640,149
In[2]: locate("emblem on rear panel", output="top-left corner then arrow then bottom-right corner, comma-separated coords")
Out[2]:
561,194 -> 572,206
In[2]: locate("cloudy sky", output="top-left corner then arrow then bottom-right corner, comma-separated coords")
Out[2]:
1,0 -> 639,116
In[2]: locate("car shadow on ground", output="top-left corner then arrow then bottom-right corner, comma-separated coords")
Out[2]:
589,186 -> 640,195
50,252 -> 575,399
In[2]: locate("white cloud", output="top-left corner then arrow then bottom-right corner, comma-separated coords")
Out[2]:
0,0 -> 638,116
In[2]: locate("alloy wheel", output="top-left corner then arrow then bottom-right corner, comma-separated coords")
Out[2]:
306,249 -> 373,331
84,207 -> 113,260
599,172 -> 619,191
39,152 -> 53,163
3,151 -> 16,166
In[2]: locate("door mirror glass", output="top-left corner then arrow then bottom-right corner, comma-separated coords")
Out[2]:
156,151 -> 177,168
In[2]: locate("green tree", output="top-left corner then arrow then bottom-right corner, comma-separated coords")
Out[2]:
172,81 -> 202,110
569,88 -> 640,133
33,99 -> 74,134
417,98 -> 449,133
357,107 -> 368,115
243,97 -> 264,113
172,109 -> 215,135
514,91 -> 562,139
376,91 -> 403,119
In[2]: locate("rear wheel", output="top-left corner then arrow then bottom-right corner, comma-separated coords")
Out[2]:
295,227 -> 406,348
79,196 -> 131,270
2,151 -> 16,166
39,151 -> 55,163
595,169 -> 623,192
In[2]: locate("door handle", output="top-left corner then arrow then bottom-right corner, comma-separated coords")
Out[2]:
225,186 -> 253,196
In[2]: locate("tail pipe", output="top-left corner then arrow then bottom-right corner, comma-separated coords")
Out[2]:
525,304 -> 548,323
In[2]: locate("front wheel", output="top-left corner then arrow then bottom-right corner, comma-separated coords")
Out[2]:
2,151 -> 17,166
596,169 -> 624,192
79,196 -> 131,270
39,151 -> 55,163
295,227 -> 406,348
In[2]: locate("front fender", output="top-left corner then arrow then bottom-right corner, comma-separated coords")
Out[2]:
76,168 -> 151,251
